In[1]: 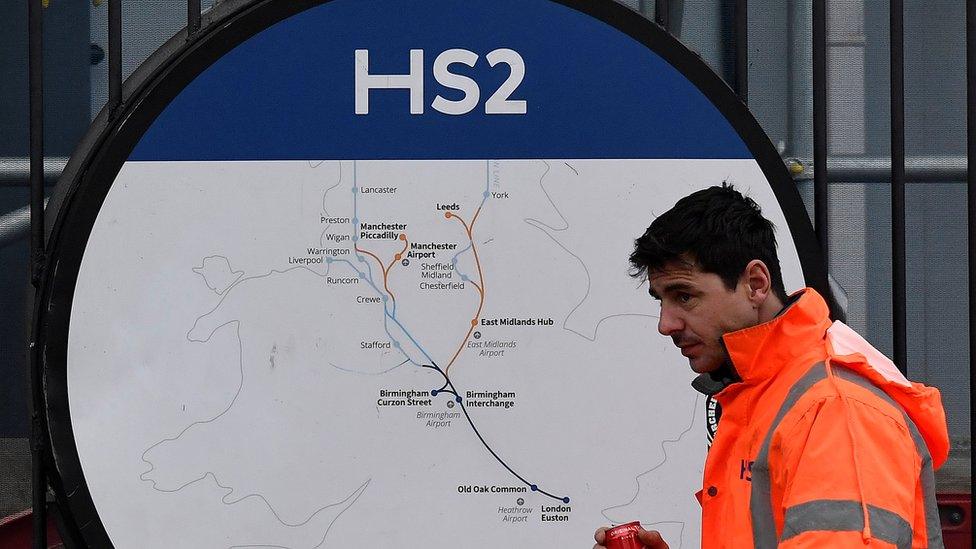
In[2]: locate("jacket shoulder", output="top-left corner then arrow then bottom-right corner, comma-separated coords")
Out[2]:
797,371 -> 910,425
769,384 -> 921,522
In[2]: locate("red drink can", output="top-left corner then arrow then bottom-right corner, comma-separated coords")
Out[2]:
604,521 -> 644,549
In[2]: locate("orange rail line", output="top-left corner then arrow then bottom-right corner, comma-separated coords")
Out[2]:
444,208 -> 487,375
385,236 -> 410,276
469,205 -> 483,235
468,279 -> 483,294
469,207 -> 486,297
355,244 -> 396,303
453,214 -> 472,236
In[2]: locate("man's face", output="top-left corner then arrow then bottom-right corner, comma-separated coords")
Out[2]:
648,260 -> 759,373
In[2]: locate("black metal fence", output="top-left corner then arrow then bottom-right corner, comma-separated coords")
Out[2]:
14,0 -> 976,546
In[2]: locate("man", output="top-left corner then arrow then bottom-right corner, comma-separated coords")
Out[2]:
594,185 -> 948,548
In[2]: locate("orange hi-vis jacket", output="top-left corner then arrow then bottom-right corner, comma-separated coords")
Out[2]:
699,288 -> 949,548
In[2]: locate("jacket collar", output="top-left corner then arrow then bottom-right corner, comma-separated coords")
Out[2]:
720,288 -> 832,385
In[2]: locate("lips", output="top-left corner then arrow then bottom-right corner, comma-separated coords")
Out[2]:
679,343 -> 701,357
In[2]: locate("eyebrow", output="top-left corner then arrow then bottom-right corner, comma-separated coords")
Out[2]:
649,282 -> 695,301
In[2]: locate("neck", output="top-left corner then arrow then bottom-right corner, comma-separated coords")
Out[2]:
757,294 -> 786,323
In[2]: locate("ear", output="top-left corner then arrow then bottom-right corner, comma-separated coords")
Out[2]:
742,259 -> 772,306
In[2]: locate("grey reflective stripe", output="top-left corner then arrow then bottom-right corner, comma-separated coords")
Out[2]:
781,499 -> 912,549
834,368 -> 945,549
750,363 -> 827,549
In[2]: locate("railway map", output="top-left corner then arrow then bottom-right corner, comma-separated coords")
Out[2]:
67,158 -> 804,547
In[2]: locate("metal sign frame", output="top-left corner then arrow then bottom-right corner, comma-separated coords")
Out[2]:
32,0 -> 830,545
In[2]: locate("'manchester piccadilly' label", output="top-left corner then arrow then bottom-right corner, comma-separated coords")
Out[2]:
360,222 -> 407,240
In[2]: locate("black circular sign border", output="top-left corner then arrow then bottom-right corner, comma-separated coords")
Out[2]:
36,1 -> 829,545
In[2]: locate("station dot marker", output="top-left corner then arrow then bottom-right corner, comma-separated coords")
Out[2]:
395,254 -> 402,260
358,272 -> 366,280
471,319 -> 478,326
530,485 -> 538,492
455,396 -> 462,403
460,275 -> 469,281
352,234 -> 359,242
352,217 -> 358,225
563,497 -> 570,504
399,233 -> 407,241
483,191 -> 490,198
382,295 -> 388,302
352,187 -> 357,193
325,257 -> 333,264
431,389 -> 439,396
393,341 -> 400,348
444,211 -> 452,219
357,255 -> 364,262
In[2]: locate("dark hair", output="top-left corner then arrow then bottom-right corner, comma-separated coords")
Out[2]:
629,183 -> 788,302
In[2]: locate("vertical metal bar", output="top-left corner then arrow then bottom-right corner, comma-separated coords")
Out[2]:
28,4 -> 44,279
813,0 -> 828,265
787,0 -> 812,161
108,0 -> 122,109
734,0 -> 748,102
655,0 -> 670,31
891,0 -> 907,373
188,0 -> 201,35
967,0 -> 975,416
27,0 -> 47,546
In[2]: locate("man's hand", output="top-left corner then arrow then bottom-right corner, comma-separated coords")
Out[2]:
593,526 -> 670,549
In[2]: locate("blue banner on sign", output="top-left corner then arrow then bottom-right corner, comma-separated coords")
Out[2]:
130,0 -> 751,161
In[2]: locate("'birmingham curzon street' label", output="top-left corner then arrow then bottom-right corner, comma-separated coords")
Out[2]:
376,389 -> 433,407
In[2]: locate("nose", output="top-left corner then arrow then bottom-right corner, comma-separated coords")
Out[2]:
657,303 -> 684,336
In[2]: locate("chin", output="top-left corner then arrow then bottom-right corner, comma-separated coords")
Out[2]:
689,356 -> 723,374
